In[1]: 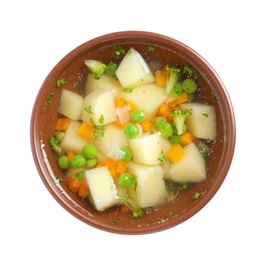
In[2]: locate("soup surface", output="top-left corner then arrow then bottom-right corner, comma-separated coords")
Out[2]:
47,45 -> 219,220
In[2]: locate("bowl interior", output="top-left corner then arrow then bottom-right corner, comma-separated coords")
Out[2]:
31,31 -> 236,234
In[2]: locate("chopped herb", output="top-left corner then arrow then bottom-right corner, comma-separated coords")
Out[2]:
150,131 -> 155,135
46,91 -> 54,104
75,171 -> 85,181
56,77 -> 68,87
113,218 -> 120,224
202,113 -> 208,117
194,192 -> 201,199
90,118 -> 105,137
114,45 -> 125,56
123,88 -> 133,93
98,115 -> 104,124
158,150 -> 165,162
84,106 -> 94,114
148,45 -> 156,52
212,92 -> 219,102
183,63 -> 198,79
55,177 -> 62,183
169,210 -> 173,218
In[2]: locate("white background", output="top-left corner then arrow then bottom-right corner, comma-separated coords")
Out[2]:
1,1 -> 269,259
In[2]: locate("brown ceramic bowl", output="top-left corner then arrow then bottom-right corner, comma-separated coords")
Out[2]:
30,31 -> 236,234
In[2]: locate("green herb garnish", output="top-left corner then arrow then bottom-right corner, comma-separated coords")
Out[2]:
56,77 -> 68,87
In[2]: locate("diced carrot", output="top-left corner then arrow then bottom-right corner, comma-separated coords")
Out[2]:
116,120 -> 131,129
115,97 -> 126,108
157,103 -> 170,117
108,167 -> 116,177
155,69 -> 167,87
167,92 -> 189,108
140,120 -> 152,132
99,157 -> 116,169
121,204 -> 131,214
77,179 -> 88,199
55,117 -> 71,131
166,144 -> 185,163
125,100 -> 137,111
181,132 -> 194,146
67,150 -> 75,161
67,175 -> 81,193
115,160 -> 128,177
77,122 -> 95,140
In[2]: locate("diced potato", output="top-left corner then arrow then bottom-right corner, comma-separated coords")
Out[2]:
85,73 -> 122,97
59,89 -> 84,120
85,166 -> 119,211
129,132 -> 163,165
166,142 -> 206,182
93,123 -> 128,156
60,120 -> 89,154
118,83 -> 168,120
180,102 -> 217,140
81,89 -> 117,126
115,47 -> 155,88
127,162 -> 167,208
161,135 -> 172,155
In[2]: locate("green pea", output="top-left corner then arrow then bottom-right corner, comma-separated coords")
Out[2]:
70,154 -> 86,168
130,109 -> 145,123
158,121 -> 173,138
120,147 -> 132,161
155,117 -> 166,128
58,155 -> 69,169
118,173 -> 137,188
85,158 -> 97,168
124,123 -> 140,139
82,143 -> 98,159
182,78 -> 198,93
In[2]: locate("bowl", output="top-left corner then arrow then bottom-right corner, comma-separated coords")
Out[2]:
30,31 -> 236,235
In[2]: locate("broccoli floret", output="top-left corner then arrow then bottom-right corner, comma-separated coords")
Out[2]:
49,130 -> 65,153
170,109 -> 192,135
119,194 -> 145,219
165,65 -> 181,95
167,81 -> 183,103
132,208 -> 145,219
84,59 -> 107,79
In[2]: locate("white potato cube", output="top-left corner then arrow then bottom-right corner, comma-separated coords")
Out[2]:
93,123 -> 128,156
59,89 -> 84,120
60,120 -> 89,154
82,89 -> 117,126
166,142 -> 206,182
180,102 -> 217,140
129,132 -> 163,165
85,166 -> 119,211
115,47 -> 155,88
85,73 -> 122,97
118,83 -> 168,120
127,162 -> 167,208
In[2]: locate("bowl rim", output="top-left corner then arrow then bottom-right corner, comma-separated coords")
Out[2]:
30,30 -> 236,234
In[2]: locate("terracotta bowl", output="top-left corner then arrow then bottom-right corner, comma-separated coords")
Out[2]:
30,31 -> 236,234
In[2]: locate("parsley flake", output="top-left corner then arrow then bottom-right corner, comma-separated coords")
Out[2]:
84,106 -> 94,114
56,77 -> 68,87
